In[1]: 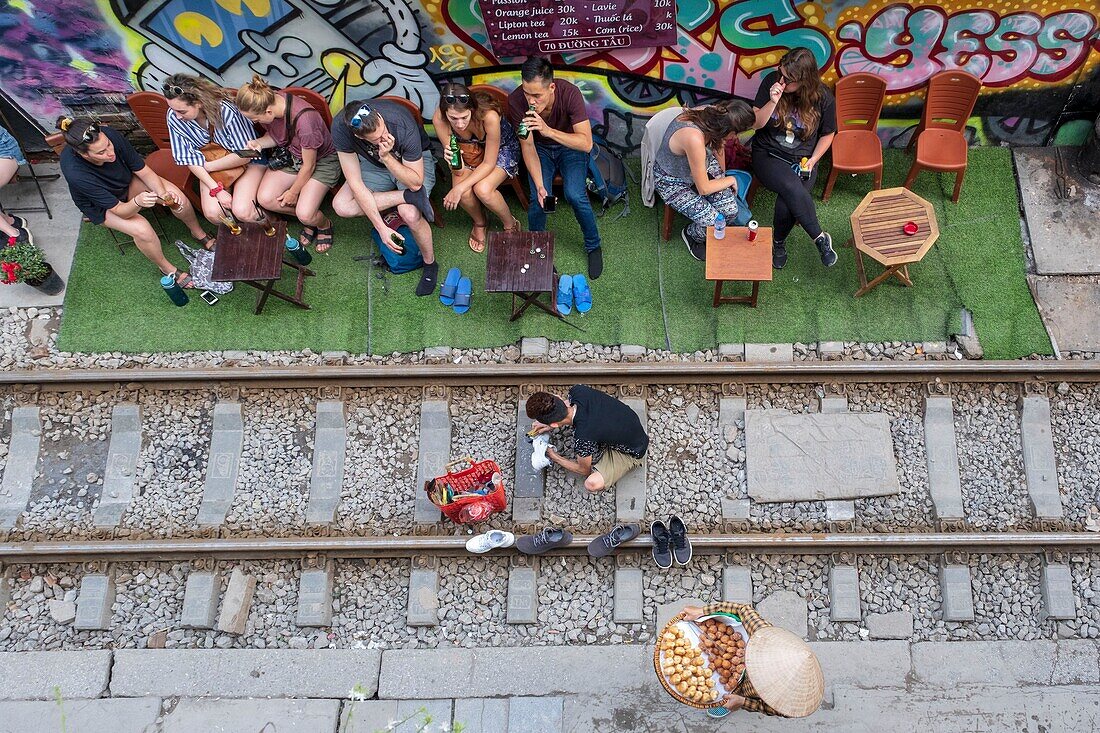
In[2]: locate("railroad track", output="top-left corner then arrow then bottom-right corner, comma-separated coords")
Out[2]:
0,360 -> 1098,650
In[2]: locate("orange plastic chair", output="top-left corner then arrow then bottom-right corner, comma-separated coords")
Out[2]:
283,86 -> 332,127
378,96 -> 444,227
822,73 -> 886,202
466,84 -> 529,208
127,92 -> 173,150
903,70 -> 981,202
145,148 -> 201,211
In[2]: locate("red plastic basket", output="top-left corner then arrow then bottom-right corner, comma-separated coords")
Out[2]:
424,456 -> 508,524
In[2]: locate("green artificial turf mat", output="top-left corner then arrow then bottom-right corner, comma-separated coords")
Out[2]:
57,147 -> 1051,358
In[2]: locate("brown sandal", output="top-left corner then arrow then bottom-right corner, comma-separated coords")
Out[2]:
468,222 -> 488,253
315,225 -> 334,253
195,233 -> 216,251
503,217 -> 522,234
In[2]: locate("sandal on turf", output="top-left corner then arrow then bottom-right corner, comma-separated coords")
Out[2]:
195,233 -> 216,251
572,273 -> 592,314
556,274 -> 573,316
299,225 -> 318,248
171,270 -> 195,289
440,267 -> 462,306
468,222 -> 488,253
453,277 -> 472,314
315,225 -> 334,253
503,217 -> 522,234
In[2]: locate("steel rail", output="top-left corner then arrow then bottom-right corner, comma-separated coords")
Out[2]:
1,532 -> 1096,563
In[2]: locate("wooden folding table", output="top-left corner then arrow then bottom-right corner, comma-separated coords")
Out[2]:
848,187 -> 939,297
211,220 -> 314,314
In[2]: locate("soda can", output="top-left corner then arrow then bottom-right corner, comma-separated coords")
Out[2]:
748,220 -> 759,242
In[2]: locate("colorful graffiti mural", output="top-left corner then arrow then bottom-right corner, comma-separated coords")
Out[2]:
0,0 -> 1098,151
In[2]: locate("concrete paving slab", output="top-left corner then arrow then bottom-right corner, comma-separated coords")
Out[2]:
93,404 -> 141,527
1041,562 -> 1076,620
745,410 -> 899,502
1052,640 -> 1100,684
111,649 -> 382,697
297,564 -> 334,627
520,337 -> 548,361
744,343 -> 794,362
1019,395 -> 1064,519
180,570 -> 220,629
757,590 -> 809,638
163,698 -> 340,733
817,341 -> 845,359
0,406 -> 40,530
614,398 -> 647,523
0,163 -> 79,308
923,396 -> 965,521
718,342 -> 744,361
828,564 -> 861,622
620,344 -> 646,361
825,500 -> 855,523
506,566 -> 537,624
0,697 -> 161,733
394,700 -> 452,732
424,345 -> 451,363
719,395 -> 746,427
511,497 -> 541,523
338,700 -> 397,732
722,566 -> 752,604
1016,147 -> 1100,275
613,567 -> 643,624
508,697 -> 563,732
414,400 -> 448,524
867,611 -> 914,640
407,568 -> 439,626
197,402 -> 243,527
306,401 -> 346,524
809,641 -> 911,688
378,647 -> 652,699
940,562 -> 976,622
452,698 -> 508,733
514,401 -> 544,500
216,568 -> 255,635
912,641 -> 1056,687
818,395 -> 848,413
720,497 -> 750,520
0,650 -> 113,700
1031,277 -> 1100,352
74,573 -> 115,630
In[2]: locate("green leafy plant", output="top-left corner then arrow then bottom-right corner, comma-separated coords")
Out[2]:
0,237 -> 49,284
53,685 -> 68,733
340,689 -> 466,733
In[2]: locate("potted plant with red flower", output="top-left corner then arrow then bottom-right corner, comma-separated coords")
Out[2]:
0,236 -> 64,294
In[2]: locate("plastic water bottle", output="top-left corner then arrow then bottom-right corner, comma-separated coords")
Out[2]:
713,213 -> 726,240
284,234 -> 313,265
160,274 -> 189,306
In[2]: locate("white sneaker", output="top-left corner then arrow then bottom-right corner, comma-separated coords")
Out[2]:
465,529 -> 515,553
531,434 -> 552,471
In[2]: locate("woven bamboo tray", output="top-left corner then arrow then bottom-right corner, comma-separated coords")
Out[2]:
652,611 -> 747,709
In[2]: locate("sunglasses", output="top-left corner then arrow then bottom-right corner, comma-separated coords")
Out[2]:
79,122 -> 101,144
163,82 -> 185,99
349,104 -> 374,129
443,93 -> 471,105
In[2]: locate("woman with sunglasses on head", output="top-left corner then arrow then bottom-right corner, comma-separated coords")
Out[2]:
654,99 -> 757,261
57,118 -> 212,287
235,76 -> 340,253
751,47 -> 837,270
162,73 -> 264,229
431,82 -> 521,253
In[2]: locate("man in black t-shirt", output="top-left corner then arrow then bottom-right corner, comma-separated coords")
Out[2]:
59,119 -> 212,285
526,385 -> 648,492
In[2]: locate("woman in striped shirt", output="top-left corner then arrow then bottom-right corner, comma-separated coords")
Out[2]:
163,74 -> 264,227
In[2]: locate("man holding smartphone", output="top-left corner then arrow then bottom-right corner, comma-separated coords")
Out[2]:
508,56 -> 604,279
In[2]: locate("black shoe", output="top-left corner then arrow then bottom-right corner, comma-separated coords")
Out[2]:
773,239 -> 788,269
681,227 -> 705,261
587,247 -> 603,279
415,262 -> 439,296
650,520 -> 673,569
516,526 -> 573,555
402,186 -> 436,223
816,232 -> 837,267
668,515 -> 692,566
587,523 -> 641,558
8,215 -> 28,231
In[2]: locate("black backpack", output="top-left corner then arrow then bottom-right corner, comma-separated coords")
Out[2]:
586,137 -> 636,218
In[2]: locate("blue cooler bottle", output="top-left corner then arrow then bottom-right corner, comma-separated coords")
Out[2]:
285,234 -> 313,265
160,274 -> 189,306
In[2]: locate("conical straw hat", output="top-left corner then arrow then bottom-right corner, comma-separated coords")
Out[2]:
744,626 -> 825,718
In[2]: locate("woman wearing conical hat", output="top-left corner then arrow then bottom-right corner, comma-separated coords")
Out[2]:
682,601 -> 824,719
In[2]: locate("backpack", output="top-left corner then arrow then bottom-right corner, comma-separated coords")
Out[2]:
586,138 -> 636,219
369,210 -> 424,274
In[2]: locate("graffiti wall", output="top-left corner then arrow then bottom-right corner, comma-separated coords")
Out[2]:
1,0 -> 1098,152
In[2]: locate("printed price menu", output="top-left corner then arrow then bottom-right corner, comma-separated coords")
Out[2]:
477,0 -> 676,57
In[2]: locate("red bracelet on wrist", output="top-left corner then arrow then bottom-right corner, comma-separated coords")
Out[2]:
209,184 -> 224,198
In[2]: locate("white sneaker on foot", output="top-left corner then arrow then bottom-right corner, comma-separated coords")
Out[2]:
465,529 -> 515,553
531,434 -> 552,471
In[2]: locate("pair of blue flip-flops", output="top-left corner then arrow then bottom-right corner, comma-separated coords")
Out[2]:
440,268 -> 471,314
556,274 -> 592,316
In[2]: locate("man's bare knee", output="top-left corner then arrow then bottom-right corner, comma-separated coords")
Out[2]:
396,203 -> 422,223
332,197 -> 360,218
585,474 -> 606,493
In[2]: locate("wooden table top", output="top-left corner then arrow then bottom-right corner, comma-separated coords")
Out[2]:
212,220 -> 287,282
849,187 -> 939,266
705,226 -> 774,282
485,231 -> 555,293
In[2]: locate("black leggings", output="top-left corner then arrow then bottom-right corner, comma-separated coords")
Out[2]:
751,146 -> 823,243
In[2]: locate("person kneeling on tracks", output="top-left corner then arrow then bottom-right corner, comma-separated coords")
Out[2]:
525,385 -> 648,493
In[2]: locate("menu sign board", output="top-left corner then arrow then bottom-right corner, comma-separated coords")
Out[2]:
477,0 -> 676,57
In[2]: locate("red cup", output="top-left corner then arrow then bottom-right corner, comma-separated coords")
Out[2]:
747,220 -> 758,242
903,221 -> 918,235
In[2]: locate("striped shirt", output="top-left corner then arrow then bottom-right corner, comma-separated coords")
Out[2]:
166,99 -> 257,167
699,601 -> 786,717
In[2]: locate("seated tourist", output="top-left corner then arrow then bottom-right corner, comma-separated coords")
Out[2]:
58,118 -> 211,287
655,100 -> 756,260
750,47 -> 837,269
508,56 -> 604,278
331,99 -> 439,296
525,385 -> 649,493
0,126 -> 34,244
162,73 -> 265,227
431,81 -> 521,252
236,76 -> 340,253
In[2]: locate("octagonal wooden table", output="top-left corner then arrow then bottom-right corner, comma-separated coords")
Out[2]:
848,187 -> 939,297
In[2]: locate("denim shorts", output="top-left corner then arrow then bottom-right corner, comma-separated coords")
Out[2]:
0,127 -> 26,166
358,151 -> 436,195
